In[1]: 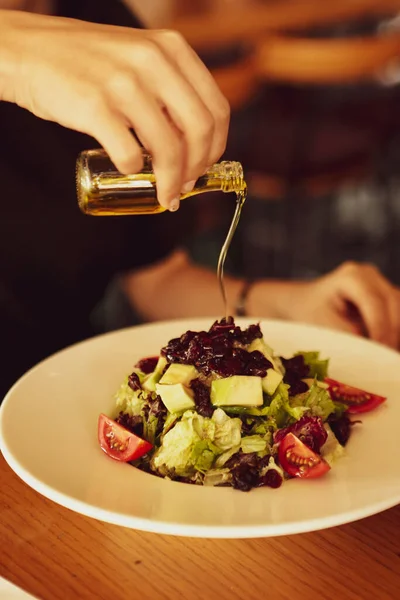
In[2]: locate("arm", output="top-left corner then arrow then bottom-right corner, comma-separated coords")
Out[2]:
122,253 -> 400,349
0,9 -> 229,210
120,249 -> 244,319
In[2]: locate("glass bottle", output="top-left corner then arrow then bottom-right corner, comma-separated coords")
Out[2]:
76,148 -> 245,216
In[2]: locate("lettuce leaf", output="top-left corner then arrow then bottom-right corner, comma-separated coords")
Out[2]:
295,351 -> 329,380
114,376 -> 146,416
268,383 -> 307,427
290,382 -> 335,421
321,423 -> 346,466
333,401 -> 347,418
152,408 -> 242,476
212,408 -> 242,451
203,468 -> 232,486
143,414 -> 158,445
240,435 -> 268,454
152,413 -> 202,477
191,439 -> 220,472
249,420 -> 274,440
222,405 -> 269,416
214,445 -> 240,468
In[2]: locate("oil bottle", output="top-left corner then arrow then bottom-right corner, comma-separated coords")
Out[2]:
76,148 -> 246,216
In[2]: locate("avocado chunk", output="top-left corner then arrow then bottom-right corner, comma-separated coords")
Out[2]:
211,376 -> 263,407
159,363 -> 199,386
142,356 -> 168,392
262,368 -> 283,395
155,383 -> 195,413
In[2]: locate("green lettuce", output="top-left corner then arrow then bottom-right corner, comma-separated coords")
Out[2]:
212,408 -> 242,451
203,468 -> 232,487
191,439 -> 220,472
333,401 -> 347,418
296,351 -> 329,380
268,383 -> 307,427
240,435 -> 268,454
223,406 -> 269,417
290,382 -> 335,421
152,413 -> 201,476
250,420 -> 274,444
152,408 -> 242,477
161,412 -> 181,437
224,384 -> 306,427
114,376 -> 146,416
143,414 -> 158,445
321,423 -> 345,466
214,446 -> 240,468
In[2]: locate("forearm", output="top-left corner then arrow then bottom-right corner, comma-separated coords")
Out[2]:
121,249 -> 301,321
246,279 -> 309,321
121,249 -> 244,321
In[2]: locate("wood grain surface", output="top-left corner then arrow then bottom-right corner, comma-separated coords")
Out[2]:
1,455 -> 400,600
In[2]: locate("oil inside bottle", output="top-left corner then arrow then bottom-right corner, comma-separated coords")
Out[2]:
77,160 -> 237,216
217,187 -> 247,319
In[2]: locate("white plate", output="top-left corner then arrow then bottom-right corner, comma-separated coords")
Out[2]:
1,318 -> 399,538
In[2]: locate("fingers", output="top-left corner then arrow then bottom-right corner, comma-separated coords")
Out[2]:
329,262 -> 399,348
153,30 -> 230,169
83,101 -> 144,175
138,41 -> 214,189
112,32 -> 230,208
384,281 -> 400,349
105,71 -> 185,209
17,19 -> 229,210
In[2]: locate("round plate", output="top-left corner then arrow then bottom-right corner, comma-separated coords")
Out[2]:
1,318 -> 399,538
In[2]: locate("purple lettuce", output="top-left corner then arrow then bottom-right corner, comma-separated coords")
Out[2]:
161,317 -> 270,378
274,415 -> 328,453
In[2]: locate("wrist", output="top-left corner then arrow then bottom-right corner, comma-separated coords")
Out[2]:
245,279 -> 306,319
234,279 -> 254,317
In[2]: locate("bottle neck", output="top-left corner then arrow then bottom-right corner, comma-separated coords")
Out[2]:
184,161 -> 245,199
213,161 -> 245,193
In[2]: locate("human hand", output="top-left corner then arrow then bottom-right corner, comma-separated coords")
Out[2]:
249,262 -> 400,349
0,10 -> 230,210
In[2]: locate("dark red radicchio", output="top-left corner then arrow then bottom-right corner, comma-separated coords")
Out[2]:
161,317 -> 271,377
274,415 -> 328,453
280,354 -> 310,395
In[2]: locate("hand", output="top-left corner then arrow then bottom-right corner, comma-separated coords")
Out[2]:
0,10 -> 230,210
249,262 -> 400,349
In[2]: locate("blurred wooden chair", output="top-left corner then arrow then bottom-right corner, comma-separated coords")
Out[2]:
170,0 -> 400,280
172,0 -> 400,195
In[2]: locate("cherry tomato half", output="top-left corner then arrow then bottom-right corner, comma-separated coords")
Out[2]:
325,378 -> 386,414
98,414 -> 153,462
278,433 -> 331,479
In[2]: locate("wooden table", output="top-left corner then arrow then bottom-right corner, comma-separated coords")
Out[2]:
1,454 -> 400,600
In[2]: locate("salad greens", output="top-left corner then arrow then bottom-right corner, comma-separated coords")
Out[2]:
99,317 -> 370,491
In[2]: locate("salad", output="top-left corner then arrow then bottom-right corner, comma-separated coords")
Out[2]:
98,317 -> 386,491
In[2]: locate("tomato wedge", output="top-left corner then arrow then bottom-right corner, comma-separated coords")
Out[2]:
98,414 -> 153,462
325,378 -> 386,414
278,433 -> 331,479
